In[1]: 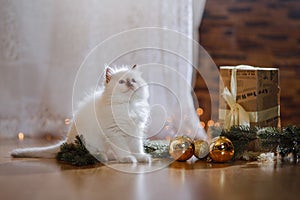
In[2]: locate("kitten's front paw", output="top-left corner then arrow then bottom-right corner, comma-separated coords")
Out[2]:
135,153 -> 152,163
119,155 -> 138,163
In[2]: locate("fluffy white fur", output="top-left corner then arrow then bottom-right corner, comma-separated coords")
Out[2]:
11,65 -> 151,163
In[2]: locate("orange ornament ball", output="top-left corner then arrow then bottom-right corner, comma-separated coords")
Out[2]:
209,136 -> 234,163
169,136 -> 194,162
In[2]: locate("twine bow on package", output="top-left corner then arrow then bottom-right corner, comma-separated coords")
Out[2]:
219,65 -> 280,129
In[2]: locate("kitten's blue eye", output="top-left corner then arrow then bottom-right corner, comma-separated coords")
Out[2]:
119,80 -> 125,84
131,78 -> 136,83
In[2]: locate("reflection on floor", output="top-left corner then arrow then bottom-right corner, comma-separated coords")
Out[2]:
0,139 -> 299,200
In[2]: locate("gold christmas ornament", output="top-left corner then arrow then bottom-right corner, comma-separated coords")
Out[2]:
209,136 -> 234,163
193,139 -> 209,159
169,136 -> 194,162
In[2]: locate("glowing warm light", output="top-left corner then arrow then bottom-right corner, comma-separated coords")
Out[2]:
18,132 -> 24,141
207,120 -> 215,127
200,121 -> 205,128
46,135 -> 52,141
64,118 -> 70,125
196,108 -> 204,116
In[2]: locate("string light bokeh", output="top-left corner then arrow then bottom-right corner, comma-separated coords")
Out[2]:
196,107 -> 219,130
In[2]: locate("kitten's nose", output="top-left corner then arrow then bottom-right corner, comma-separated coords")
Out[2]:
126,79 -> 133,88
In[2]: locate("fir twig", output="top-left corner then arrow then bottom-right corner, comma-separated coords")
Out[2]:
56,136 -> 170,166
56,135 -> 100,166
57,126 -> 300,166
143,140 -> 170,158
209,125 -> 300,161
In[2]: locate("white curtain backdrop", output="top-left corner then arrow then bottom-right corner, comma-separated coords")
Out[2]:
0,0 -> 206,139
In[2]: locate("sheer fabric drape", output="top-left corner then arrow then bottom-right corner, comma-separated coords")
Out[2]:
0,0 -> 206,139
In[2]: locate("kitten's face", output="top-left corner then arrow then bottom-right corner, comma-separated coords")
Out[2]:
113,71 -> 140,94
105,66 -> 149,102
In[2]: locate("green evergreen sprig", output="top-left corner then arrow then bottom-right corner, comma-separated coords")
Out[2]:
56,126 -> 300,166
56,136 -> 170,166
209,125 -> 300,161
56,135 -> 100,166
143,140 -> 170,158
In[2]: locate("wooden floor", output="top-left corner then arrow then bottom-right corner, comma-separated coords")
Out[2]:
0,139 -> 300,200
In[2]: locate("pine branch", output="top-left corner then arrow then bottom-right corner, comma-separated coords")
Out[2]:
56,126 -> 300,166
209,125 -> 300,161
56,137 -> 171,166
143,140 -> 170,158
56,135 -> 100,166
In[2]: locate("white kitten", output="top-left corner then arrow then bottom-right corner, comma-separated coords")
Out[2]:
11,65 -> 151,163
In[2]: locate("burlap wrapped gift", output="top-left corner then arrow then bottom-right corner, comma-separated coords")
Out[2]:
219,65 -> 280,129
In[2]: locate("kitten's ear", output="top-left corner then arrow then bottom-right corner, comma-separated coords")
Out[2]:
105,66 -> 112,84
131,64 -> 143,75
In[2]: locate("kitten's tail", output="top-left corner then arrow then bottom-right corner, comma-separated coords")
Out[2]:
11,124 -> 77,158
10,140 -> 66,158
